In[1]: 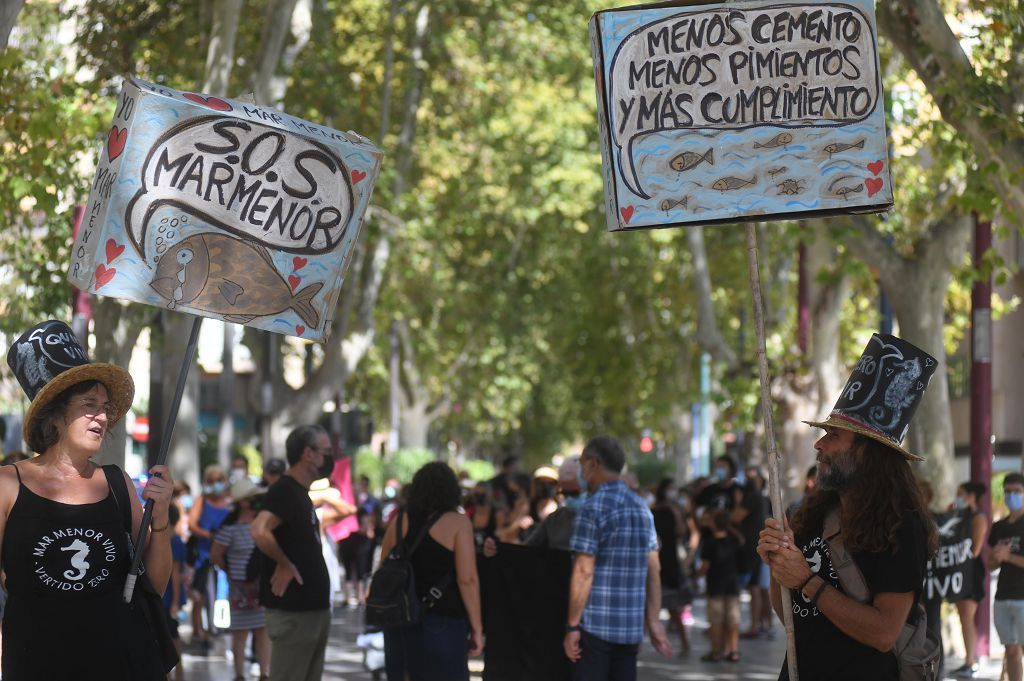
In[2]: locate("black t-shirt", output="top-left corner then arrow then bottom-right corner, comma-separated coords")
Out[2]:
779,510 -> 927,681
696,480 -> 741,513
259,475 -> 329,611
701,534 -> 742,597
989,514 -> 1024,600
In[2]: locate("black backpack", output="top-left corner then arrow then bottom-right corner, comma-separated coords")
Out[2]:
365,509 -> 451,629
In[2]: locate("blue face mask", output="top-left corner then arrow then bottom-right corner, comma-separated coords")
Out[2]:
178,494 -> 193,510
953,497 -> 968,511
564,493 -> 588,512
1007,492 -> 1024,513
576,460 -> 588,494
204,481 -> 226,496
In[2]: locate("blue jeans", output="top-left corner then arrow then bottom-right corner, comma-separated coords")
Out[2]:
570,629 -> 639,681
384,612 -> 469,681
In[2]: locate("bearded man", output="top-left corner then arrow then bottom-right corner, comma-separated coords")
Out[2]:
757,334 -> 939,680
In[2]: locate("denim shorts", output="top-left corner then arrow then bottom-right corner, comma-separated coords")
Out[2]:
994,600 -> 1024,646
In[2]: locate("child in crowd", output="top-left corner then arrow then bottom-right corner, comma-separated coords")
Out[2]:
699,510 -> 744,663
339,510 -> 376,607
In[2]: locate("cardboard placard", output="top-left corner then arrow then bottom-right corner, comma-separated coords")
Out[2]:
590,0 -> 893,231
68,78 -> 383,341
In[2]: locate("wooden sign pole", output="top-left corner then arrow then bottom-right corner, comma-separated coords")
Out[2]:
745,224 -> 799,680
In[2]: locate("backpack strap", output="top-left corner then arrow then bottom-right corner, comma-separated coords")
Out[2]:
823,506 -> 871,604
103,464 -> 135,539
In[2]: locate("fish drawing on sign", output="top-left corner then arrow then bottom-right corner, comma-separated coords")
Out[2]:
834,183 -> 865,200
712,176 -> 756,192
669,148 -> 714,172
150,232 -> 324,328
776,179 -> 805,195
823,139 -> 865,159
753,132 -> 793,149
767,166 -> 788,179
659,197 -> 689,212
867,356 -> 921,431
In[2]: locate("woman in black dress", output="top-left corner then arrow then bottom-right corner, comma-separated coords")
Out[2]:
653,477 -> 691,655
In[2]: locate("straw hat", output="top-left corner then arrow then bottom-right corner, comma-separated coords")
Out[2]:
803,333 -> 938,461
6,321 -> 134,447
534,465 -> 558,481
230,478 -> 265,503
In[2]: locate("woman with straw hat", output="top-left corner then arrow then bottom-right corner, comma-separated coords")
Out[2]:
2,320 -> 175,679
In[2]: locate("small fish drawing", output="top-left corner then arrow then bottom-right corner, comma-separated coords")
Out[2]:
823,139 -> 866,159
753,133 -> 793,149
712,176 -> 757,192
776,179 -> 805,195
669,148 -> 714,172
834,183 -> 865,199
659,197 -> 689,211
767,166 -> 788,179
150,232 -> 324,327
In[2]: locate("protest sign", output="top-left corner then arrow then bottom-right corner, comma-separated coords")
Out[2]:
590,0 -> 893,231
67,78 -> 383,341
925,509 -> 976,602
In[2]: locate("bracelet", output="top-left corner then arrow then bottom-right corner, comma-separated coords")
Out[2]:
797,573 -> 815,594
810,580 -> 829,606
566,624 -> 582,633
151,522 -> 170,532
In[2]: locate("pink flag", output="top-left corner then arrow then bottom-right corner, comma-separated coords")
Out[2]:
327,455 -> 359,542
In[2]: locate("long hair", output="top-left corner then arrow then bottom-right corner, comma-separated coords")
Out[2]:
792,434 -> 938,557
406,462 -> 461,517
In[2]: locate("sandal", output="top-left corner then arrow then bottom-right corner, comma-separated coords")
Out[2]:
726,652 -> 741,663
700,652 -> 721,662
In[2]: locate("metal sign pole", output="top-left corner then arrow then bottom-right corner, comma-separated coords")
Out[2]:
124,314 -> 203,602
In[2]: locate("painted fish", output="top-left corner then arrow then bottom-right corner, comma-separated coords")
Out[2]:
823,139 -> 865,158
776,179 -> 805,195
659,197 -> 689,211
669,148 -> 714,172
711,176 -> 757,192
753,133 -> 793,149
834,183 -> 865,199
767,166 -> 788,179
150,232 -> 324,327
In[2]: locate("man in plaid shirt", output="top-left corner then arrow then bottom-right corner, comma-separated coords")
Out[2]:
564,435 -> 672,680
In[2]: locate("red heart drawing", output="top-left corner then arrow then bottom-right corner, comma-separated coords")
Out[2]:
866,177 -> 884,197
351,169 -> 366,184
105,239 -> 125,264
867,160 -> 884,176
107,126 -> 128,161
620,206 -> 635,224
288,274 -> 301,291
293,256 -> 308,272
95,264 -> 116,289
295,325 -> 305,337
183,93 -> 232,111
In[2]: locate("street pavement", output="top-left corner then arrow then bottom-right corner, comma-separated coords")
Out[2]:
180,596 -> 1005,681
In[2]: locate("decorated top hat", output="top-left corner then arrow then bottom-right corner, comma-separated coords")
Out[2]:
6,320 -> 134,447
804,333 -> 938,461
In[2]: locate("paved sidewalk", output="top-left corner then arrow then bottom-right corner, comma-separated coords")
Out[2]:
180,598 -> 1006,681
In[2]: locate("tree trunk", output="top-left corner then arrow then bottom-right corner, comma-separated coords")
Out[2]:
252,0 -> 300,106
0,0 -> 25,51
216,322 -> 235,469
201,0 -> 244,94
687,225 -> 737,366
90,299 -> 148,468
399,401 -> 431,450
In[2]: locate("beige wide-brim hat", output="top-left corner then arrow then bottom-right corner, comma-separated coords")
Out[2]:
231,478 -> 265,503
23,363 -> 135,445
803,412 -> 923,462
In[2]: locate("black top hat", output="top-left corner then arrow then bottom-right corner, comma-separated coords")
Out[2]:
6,320 -> 134,448
804,333 -> 938,461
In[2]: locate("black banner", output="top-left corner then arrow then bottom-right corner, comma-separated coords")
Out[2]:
925,509 -> 975,602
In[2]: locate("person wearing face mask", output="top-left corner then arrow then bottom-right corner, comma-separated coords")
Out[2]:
250,425 -> 335,681
988,473 -> 1024,681
949,481 -> 988,677
652,477 -> 691,656
757,334 -> 939,681
188,463 -> 232,651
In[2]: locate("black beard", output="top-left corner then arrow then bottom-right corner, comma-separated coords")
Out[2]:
817,448 -> 855,492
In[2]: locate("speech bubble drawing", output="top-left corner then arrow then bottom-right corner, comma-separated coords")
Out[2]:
606,3 -> 879,199
126,116 -> 355,261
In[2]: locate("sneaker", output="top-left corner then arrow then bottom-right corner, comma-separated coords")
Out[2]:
952,662 -> 979,677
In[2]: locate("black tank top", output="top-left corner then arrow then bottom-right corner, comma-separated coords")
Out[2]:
406,512 -> 466,620
1,464 -> 162,680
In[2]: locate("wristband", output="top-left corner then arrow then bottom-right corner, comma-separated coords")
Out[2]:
151,521 -> 170,532
810,580 -> 829,606
566,624 -> 582,633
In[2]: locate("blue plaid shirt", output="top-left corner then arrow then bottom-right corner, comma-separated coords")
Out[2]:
569,479 -> 658,644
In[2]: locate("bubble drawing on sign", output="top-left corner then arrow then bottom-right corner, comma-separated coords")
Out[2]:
607,4 -> 879,198
125,116 -> 355,260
